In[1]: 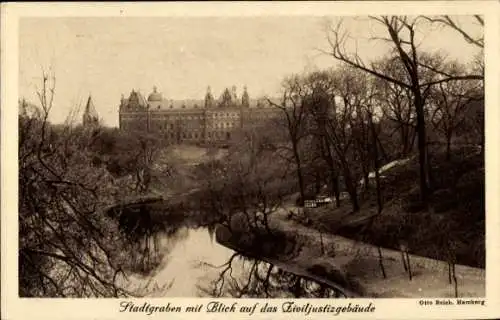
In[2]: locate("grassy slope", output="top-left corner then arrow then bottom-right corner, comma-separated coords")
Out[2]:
299,145 -> 485,268
269,211 -> 485,297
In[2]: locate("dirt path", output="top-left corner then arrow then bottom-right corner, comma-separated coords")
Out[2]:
268,208 -> 485,298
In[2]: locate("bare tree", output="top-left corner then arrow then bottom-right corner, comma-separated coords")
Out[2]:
266,75 -> 312,206
298,67 -> 379,212
324,16 -> 483,206
428,61 -> 484,159
422,15 -> 484,49
373,57 -> 417,157
193,128 -> 291,239
317,67 -> 372,212
303,70 -> 343,206
19,71 -> 137,297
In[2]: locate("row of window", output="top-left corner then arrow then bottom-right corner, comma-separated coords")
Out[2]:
151,115 -> 204,120
148,113 -> 240,120
165,131 -> 231,140
123,118 -> 271,130
211,113 -> 239,118
150,122 -> 238,130
123,111 -> 276,120
212,122 -> 236,128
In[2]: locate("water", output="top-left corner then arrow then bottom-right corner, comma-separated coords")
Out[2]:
124,227 -> 344,298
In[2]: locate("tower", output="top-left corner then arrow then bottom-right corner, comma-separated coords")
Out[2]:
219,88 -> 232,108
204,86 -> 215,109
241,86 -> 249,108
83,95 -> 99,127
231,85 -> 238,103
147,86 -> 163,102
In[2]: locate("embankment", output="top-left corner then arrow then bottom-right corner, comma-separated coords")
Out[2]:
216,211 -> 485,298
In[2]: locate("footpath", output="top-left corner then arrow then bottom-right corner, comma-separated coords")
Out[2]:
265,208 -> 485,298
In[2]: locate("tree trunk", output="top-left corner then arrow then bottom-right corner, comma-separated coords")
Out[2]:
427,144 -> 434,193
375,132 -> 390,163
319,137 -> 341,207
409,126 -> 417,155
315,174 -> 322,195
413,91 -> 430,206
320,232 -> 325,255
344,168 -> 360,212
452,263 -> 458,297
363,167 -> 370,192
448,262 -> 452,284
401,125 -> 410,156
377,246 -> 386,278
370,114 -> 384,216
331,174 -> 341,208
406,251 -> 412,281
446,138 -> 452,161
348,190 -> 360,212
292,141 -> 306,205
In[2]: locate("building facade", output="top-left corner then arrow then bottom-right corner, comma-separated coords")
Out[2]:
118,86 -> 281,144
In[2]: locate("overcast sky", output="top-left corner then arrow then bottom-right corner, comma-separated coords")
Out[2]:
19,16 -> 482,127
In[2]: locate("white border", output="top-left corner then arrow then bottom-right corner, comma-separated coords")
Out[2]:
2,2 -> 499,319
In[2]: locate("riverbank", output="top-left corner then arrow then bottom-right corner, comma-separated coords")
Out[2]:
266,209 -> 485,298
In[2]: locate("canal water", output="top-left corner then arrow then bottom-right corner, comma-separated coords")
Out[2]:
124,227 -> 342,298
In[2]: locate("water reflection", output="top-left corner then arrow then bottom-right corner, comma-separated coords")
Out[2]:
125,227 -> 345,298
198,254 -> 345,298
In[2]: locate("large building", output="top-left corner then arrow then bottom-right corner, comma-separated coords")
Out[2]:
118,86 -> 281,144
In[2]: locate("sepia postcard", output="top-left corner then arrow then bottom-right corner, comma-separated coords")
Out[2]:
1,1 -> 499,319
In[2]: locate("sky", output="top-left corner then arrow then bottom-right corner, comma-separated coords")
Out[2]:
19,16 -> 483,127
